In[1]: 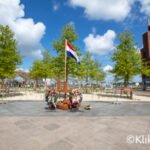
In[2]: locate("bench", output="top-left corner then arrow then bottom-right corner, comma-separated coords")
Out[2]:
0,88 -> 9,97
120,87 -> 133,99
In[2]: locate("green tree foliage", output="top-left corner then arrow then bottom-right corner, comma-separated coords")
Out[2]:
30,50 -> 53,80
92,59 -> 105,83
52,24 -> 81,81
80,52 -> 105,83
42,50 -> 54,78
30,60 -> 45,80
0,25 -> 21,81
111,31 -> 150,86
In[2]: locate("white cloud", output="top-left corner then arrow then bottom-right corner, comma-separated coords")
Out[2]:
69,21 -> 75,26
103,65 -> 113,72
0,0 -> 46,59
53,4 -> 59,11
84,30 -> 116,55
15,68 -> 29,73
69,0 -> 134,21
69,0 -> 150,21
138,0 -> 150,16
0,0 -> 24,24
92,27 -> 96,35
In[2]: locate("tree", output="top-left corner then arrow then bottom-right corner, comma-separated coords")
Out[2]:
92,59 -> 105,84
80,52 -> 105,84
0,25 -> 21,85
42,50 -> 54,79
30,60 -> 45,80
80,52 -> 94,83
30,50 -> 54,86
111,31 -> 150,87
52,24 -> 81,81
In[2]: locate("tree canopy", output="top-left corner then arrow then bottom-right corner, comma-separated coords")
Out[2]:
0,25 -> 21,81
30,25 -> 105,85
111,31 -> 150,86
79,52 -> 105,83
30,50 -> 53,80
52,24 -> 81,81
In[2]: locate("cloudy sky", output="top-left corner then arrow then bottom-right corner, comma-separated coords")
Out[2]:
0,0 -> 150,82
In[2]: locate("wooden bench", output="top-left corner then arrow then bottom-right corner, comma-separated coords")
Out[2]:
120,87 -> 133,99
0,88 -> 9,96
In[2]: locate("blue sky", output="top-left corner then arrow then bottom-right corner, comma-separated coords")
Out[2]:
0,0 -> 150,82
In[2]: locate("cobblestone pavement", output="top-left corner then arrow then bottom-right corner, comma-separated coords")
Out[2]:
0,101 -> 150,150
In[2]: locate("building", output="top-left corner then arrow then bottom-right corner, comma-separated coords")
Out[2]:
141,20 -> 150,90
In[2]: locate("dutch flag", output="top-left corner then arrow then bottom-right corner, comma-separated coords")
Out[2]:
66,40 -> 80,64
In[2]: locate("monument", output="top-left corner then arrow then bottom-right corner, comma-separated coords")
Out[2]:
141,20 -> 150,90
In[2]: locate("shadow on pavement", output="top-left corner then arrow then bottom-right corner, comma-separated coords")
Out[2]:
0,100 -> 150,117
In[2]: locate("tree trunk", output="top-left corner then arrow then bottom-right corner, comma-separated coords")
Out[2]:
85,77 -> 89,93
34,79 -> 38,91
1,79 -> 4,88
124,78 -> 129,87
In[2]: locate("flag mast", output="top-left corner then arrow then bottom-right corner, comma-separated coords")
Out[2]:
65,39 -> 67,82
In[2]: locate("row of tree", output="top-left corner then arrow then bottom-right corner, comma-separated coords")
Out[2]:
30,24 -> 105,85
30,50 -> 105,84
0,24 -> 150,87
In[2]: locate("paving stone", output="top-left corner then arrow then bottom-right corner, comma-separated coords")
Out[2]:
0,101 -> 150,150
15,120 -> 35,130
43,123 -> 60,131
0,101 -> 150,116
43,140 -> 73,150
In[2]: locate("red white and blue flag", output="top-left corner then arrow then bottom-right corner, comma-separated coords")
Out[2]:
66,40 -> 80,64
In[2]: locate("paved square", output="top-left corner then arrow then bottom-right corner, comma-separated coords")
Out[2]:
0,100 -> 150,150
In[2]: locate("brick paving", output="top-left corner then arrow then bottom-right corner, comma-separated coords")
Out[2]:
0,101 -> 150,150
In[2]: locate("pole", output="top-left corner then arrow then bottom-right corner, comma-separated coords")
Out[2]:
65,39 -> 67,82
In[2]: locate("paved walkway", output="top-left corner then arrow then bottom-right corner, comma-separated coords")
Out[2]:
1,101 -> 150,116
0,101 -> 150,150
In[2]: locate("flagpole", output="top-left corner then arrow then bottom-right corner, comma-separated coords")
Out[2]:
65,39 -> 67,82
